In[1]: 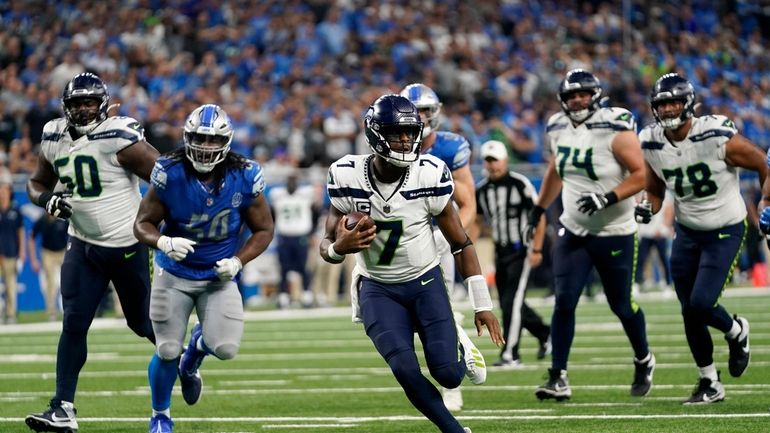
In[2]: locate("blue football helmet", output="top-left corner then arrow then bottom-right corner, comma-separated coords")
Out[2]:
558,69 -> 602,123
183,104 -> 234,173
400,83 -> 442,136
62,72 -> 110,134
650,73 -> 696,130
364,95 -> 424,168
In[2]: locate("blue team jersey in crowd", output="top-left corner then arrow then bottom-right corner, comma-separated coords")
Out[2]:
150,155 -> 265,281
425,131 -> 471,171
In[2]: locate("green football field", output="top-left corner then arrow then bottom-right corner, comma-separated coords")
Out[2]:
1,289 -> 768,433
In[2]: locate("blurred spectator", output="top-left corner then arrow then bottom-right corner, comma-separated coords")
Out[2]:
0,99 -> 17,152
0,180 -> 24,324
8,137 -> 37,174
28,213 -> 69,321
23,89 -> 59,147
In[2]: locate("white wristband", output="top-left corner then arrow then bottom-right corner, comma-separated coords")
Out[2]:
327,243 -> 345,261
465,275 -> 493,312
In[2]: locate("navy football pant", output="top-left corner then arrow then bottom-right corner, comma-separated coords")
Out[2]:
360,266 -> 466,433
277,234 -> 311,293
671,220 -> 745,367
551,229 -> 649,371
55,238 -> 154,403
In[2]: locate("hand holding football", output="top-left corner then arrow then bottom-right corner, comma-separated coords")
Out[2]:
345,211 -> 375,231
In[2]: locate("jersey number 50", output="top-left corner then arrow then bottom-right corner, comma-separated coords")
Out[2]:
54,155 -> 102,197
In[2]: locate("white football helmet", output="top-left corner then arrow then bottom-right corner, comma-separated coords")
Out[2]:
400,83 -> 442,136
183,104 -> 234,173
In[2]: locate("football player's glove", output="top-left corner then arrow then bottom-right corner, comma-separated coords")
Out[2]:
577,191 -> 618,215
215,256 -> 242,281
157,235 -> 196,261
635,200 -> 653,224
759,207 -> 770,234
525,205 -> 546,243
39,191 -> 73,219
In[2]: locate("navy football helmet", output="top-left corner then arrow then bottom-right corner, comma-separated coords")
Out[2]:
62,72 -> 110,134
183,104 -> 234,173
364,95 -> 424,168
558,69 -> 602,123
650,73 -> 696,130
400,83 -> 442,136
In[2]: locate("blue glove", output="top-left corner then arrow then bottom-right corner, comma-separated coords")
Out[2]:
760,207 -> 770,234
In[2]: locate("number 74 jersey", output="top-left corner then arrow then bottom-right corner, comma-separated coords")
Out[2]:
639,115 -> 745,230
546,107 -> 637,236
40,116 -> 146,247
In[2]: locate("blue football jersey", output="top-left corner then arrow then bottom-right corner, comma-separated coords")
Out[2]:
150,156 -> 265,280
425,131 -> 471,172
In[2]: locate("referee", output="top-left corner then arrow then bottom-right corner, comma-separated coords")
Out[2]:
476,140 -> 551,367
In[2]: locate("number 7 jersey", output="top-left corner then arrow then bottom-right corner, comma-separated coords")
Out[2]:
40,116 -> 146,247
639,115 -> 745,230
327,154 -> 454,283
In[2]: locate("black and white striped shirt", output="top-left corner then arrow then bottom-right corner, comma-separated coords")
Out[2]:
476,171 -> 538,250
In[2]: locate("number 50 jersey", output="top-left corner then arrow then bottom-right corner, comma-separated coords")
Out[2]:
40,116 -> 146,247
327,154 -> 454,283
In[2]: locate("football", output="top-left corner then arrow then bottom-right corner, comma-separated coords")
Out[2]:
345,211 -> 375,231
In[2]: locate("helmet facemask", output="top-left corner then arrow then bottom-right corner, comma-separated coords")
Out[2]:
376,123 -> 423,167
400,83 -> 441,136
558,69 -> 602,123
183,104 -> 234,173
650,73 -> 696,131
62,73 -> 110,134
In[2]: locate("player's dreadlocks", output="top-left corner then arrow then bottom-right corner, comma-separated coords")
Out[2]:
167,148 -> 250,194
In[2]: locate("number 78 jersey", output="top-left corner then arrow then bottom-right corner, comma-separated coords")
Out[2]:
546,107 -> 637,236
639,115 -> 745,230
327,154 -> 453,283
40,116 -> 145,247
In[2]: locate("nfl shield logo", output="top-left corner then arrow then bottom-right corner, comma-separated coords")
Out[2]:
232,192 -> 242,207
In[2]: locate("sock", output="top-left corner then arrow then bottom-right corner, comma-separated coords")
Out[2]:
725,320 -> 741,340
698,364 -> 718,382
148,353 -> 179,411
152,408 -> 170,418
635,352 -> 652,364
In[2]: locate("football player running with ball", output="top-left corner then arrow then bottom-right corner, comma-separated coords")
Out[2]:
320,94 -> 503,433
134,104 -> 274,433
636,73 -> 763,404
25,73 -> 159,433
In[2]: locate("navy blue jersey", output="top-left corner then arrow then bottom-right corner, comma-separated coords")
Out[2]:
426,131 -> 471,172
151,156 -> 265,280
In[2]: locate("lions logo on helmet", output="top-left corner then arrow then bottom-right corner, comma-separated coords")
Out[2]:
558,69 -> 602,123
364,95 -> 424,168
650,73 -> 696,130
183,104 -> 234,173
400,83 -> 442,136
62,73 -> 110,134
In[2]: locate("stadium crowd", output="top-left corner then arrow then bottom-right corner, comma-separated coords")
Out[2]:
1,0 -> 770,178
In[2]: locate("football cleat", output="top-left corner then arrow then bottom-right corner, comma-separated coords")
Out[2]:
463,428 -> 472,433
535,368 -> 571,401
492,358 -> 522,369
457,323 -> 486,385
683,375 -> 725,405
441,386 -> 463,412
725,315 -> 750,378
179,323 -> 205,405
25,399 -> 78,433
148,413 -> 174,433
630,353 -> 656,397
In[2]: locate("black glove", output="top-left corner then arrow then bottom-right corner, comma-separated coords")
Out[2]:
577,191 -> 618,215
525,205 -> 546,243
39,191 -> 73,219
635,200 -> 653,224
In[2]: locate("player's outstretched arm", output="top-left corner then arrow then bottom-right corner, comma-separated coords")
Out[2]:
435,201 -> 504,347
117,139 -> 160,182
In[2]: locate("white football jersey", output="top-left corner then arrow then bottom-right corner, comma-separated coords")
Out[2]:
639,115 -> 745,230
327,154 -> 454,283
268,184 -> 316,237
40,116 -> 146,247
546,107 -> 638,236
